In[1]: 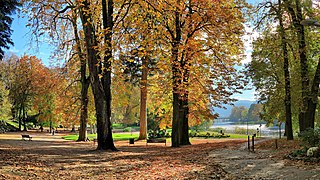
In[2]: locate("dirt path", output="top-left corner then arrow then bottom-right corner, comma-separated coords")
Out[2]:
1,132 -> 319,179
210,139 -> 320,179
0,132 -> 244,179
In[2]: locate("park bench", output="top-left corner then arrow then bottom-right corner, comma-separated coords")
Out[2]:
146,139 -> 166,146
21,134 -> 32,141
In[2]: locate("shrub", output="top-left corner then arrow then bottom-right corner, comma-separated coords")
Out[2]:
234,127 -> 256,135
290,148 -> 307,157
112,123 -> 125,129
123,127 -> 132,132
209,127 -> 226,133
148,129 -> 167,139
300,128 -> 320,148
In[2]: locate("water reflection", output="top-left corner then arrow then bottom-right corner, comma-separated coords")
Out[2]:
210,119 -> 285,137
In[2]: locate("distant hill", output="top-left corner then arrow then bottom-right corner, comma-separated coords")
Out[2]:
211,100 -> 257,118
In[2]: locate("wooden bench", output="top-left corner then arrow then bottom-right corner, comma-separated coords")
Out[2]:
21,134 -> 32,141
146,139 -> 166,146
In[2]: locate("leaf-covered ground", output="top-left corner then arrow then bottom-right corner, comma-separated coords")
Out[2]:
0,132 -> 245,179
210,138 -> 320,179
1,132 -> 320,179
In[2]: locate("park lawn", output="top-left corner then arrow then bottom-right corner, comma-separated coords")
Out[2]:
63,131 -> 250,141
228,133 -> 251,139
63,133 -> 139,141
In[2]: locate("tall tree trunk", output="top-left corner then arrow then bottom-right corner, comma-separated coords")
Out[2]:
23,106 -> 27,131
101,0 -> 116,150
139,56 -> 148,140
306,57 -> 320,128
78,77 -> 89,141
171,3 -> 182,147
285,0 -> 309,132
180,95 -> 191,145
71,125 -> 75,132
172,92 -> 181,147
18,106 -> 22,131
73,12 -> 90,142
179,56 -> 190,145
79,0 -> 116,151
278,0 -> 293,140
49,120 -> 52,133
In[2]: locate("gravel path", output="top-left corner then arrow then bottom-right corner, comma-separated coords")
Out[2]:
210,139 -> 320,179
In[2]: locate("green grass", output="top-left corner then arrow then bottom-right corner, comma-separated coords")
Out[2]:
5,120 -> 19,129
112,123 -> 125,129
62,133 -> 139,141
189,131 -> 252,139
63,131 -> 252,141
227,133 -> 251,139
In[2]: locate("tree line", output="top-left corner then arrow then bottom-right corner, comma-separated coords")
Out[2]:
247,0 -> 320,140
1,0 -> 252,150
229,104 -> 263,123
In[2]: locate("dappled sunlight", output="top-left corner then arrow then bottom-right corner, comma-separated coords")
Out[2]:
0,132 -> 245,179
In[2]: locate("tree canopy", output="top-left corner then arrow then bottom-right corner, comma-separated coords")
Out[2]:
0,0 -> 20,59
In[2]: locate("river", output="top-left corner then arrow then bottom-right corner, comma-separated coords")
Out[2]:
210,120 -> 285,137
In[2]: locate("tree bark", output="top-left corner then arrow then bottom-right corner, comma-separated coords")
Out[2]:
78,77 -> 89,141
179,56 -> 191,145
49,120 -> 52,133
101,0 -> 116,150
306,57 -> 320,129
18,105 -> 22,131
79,0 -> 116,151
139,57 -> 148,140
23,106 -> 27,131
284,0 -> 309,132
72,11 -> 90,142
71,125 -> 75,132
171,2 -> 182,147
180,95 -> 191,145
278,0 -> 293,140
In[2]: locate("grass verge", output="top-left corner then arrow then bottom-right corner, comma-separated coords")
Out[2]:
63,133 -> 139,141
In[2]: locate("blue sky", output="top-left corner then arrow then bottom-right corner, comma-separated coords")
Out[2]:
6,0 -> 260,101
8,16 -> 52,66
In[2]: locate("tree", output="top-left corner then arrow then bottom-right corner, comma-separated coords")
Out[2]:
229,106 -> 248,122
248,0 -> 320,135
22,0 -> 91,141
246,104 -> 263,122
277,0 -> 293,139
112,72 -> 140,125
77,0 -> 119,150
1,54 -> 54,131
283,0 -> 318,132
252,0 -> 294,139
0,74 -> 11,120
0,0 -> 20,59
141,0 -> 248,147
120,48 -> 158,139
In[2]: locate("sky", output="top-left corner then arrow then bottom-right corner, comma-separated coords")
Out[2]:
6,0 -> 261,101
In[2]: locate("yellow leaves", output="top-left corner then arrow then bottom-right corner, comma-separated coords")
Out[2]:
98,74 -> 103,79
